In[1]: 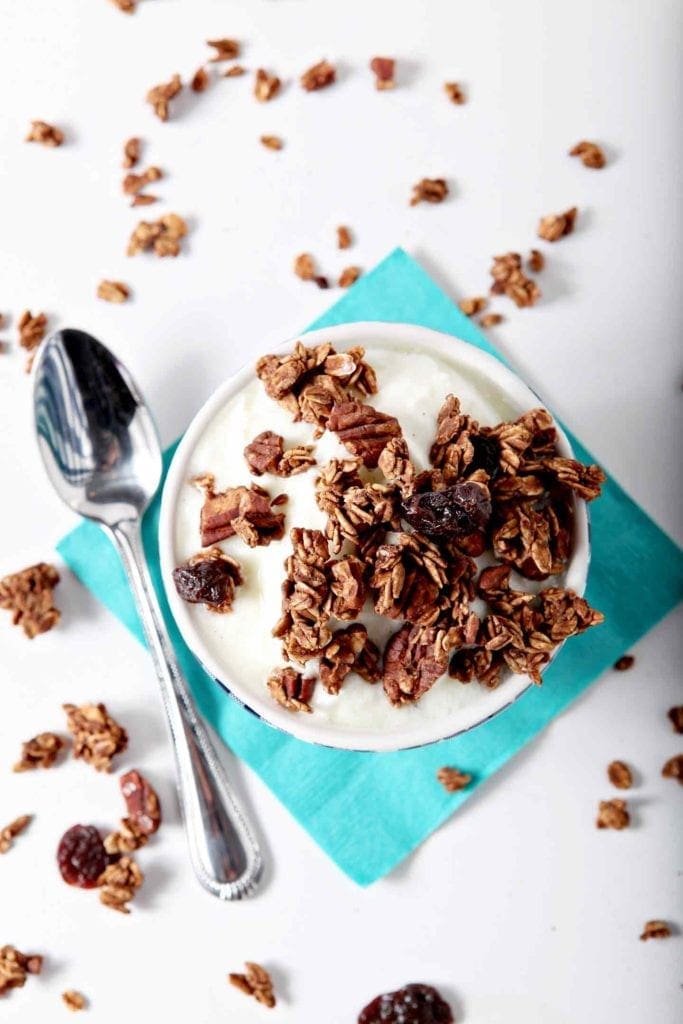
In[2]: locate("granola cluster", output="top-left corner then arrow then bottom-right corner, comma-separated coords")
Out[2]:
0,562 -> 60,638
63,702 -> 128,773
229,962 -> 276,1008
0,946 -> 43,998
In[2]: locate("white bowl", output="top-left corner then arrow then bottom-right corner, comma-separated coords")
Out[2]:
159,322 -> 590,752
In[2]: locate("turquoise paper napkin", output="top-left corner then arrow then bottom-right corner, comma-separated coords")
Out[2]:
57,248 -> 683,886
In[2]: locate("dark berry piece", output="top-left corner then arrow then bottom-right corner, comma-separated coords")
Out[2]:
468,434 -> 501,480
358,983 -> 454,1023
172,552 -> 242,613
402,482 -> 492,539
57,824 -> 107,888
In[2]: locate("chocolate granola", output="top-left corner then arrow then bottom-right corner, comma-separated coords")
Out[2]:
14,732 -> 66,772
0,946 -> 43,997
194,473 -> 286,547
0,815 -> 32,855
301,59 -> 336,91
410,178 -> 449,206
63,702 -> 128,773
244,432 -> 316,477
537,207 -> 578,242
229,962 -> 276,1008
0,562 -> 60,638
146,74 -> 182,121
569,140 -> 606,169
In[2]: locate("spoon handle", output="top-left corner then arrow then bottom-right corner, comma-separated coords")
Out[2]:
110,518 -> 263,900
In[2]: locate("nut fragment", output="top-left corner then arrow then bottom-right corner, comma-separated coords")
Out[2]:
613,654 -> 634,671
668,706 -> 683,734
267,666 -> 315,713
0,815 -> 32,854
528,248 -> 545,273
14,732 -> 65,772
337,225 -> 352,249
120,769 -> 162,835
537,207 -> 578,242
97,280 -> 130,303
328,401 -> 402,468
662,754 -> 683,785
122,137 -> 141,169
370,57 -> 395,90
294,253 -> 316,281
194,474 -> 286,547
0,945 -> 43,997
223,65 -> 246,77
480,313 -> 503,328
63,702 -> 128,773
260,134 -> 283,151
127,213 -> 188,257
254,69 -> 281,102
62,990 -> 87,1012
229,962 -> 276,1008
410,178 -> 449,206
444,81 -> 466,104
607,760 -> 633,789
640,920 -> 672,941
207,38 -> 240,61
436,766 -> 472,792
0,562 -> 60,637
596,798 -> 630,829
301,59 -> 336,91
339,266 -> 362,288
146,73 -> 182,121
110,0 -> 136,11
191,66 -> 210,93
490,252 -> 541,308
459,296 -> 487,316
25,120 -> 64,147
569,140 -> 606,169
17,311 -> 48,360
244,431 -> 316,477
103,817 -> 149,855
98,855 -> 143,913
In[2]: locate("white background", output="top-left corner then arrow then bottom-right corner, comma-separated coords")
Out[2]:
0,1 -> 681,1021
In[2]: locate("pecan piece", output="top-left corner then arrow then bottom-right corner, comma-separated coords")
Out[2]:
537,206 -> 578,242
339,266 -> 362,288
410,177 -> 449,206
229,962 -> 276,1008
98,855 -> 143,913
63,702 -> 128,773
254,69 -> 281,102
25,120 -> 64,147
370,57 -> 395,90
320,624 -> 381,694
0,815 -> 32,855
267,666 -> 315,713
328,400 -> 401,468
120,769 -> 161,835
97,280 -> 130,303
146,73 -> 182,121
244,431 -> 315,477
14,732 -> 65,772
207,38 -> 240,61
301,59 -> 336,91
596,799 -> 630,829
436,766 -> 472,792
62,989 -> 87,1011
640,920 -> 672,941
662,754 -> 683,785
569,140 -> 606,169
383,623 -> 451,705
194,474 -> 286,547
607,761 -> 633,789
0,562 -> 60,638
260,134 -> 283,150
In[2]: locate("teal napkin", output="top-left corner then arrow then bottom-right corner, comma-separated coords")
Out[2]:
57,248 -> 683,886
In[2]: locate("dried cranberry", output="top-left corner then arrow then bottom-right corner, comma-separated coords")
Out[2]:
358,983 -> 453,1023
402,482 -> 492,539
469,434 -> 500,480
57,824 -> 107,888
172,558 -> 236,607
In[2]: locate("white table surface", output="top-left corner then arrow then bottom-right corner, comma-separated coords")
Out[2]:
1,1 -> 681,1021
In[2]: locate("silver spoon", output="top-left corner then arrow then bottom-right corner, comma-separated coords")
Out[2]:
33,328 -> 263,900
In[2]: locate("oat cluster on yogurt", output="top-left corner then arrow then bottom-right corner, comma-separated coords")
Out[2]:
173,341 -> 605,712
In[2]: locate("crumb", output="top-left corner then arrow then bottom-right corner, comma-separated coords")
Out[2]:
537,207 -> 578,242
596,798 -> 630,829
0,946 -> 43,997
338,266 -> 361,288
490,252 -> 541,308
301,59 -> 336,91
294,253 -> 316,281
668,706 -> 683,734
260,135 -> 283,151
314,276 -> 329,289
607,760 -> 633,789
528,248 -> 545,272
337,225 -> 352,249
207,38 -> 240,62
62,989 -> 87,1011
569,140 -> 606,169
436,766 -> 472,792
410,178 -> 449,206
459,296 -> 487,316
662,754 -> 683,785
122,165 -> 162,196
25,120 -> 64,147
98,856 -> 143,913
613,655 -> 634,671
130,194 -> 158,207
14,732 -> 66,772
479,313 -> 503,328
444,81 -> 466,104
0,815 -> 32,854
146,74 -> 182,121
223,65 -> 246,77
127,213 -> 188,257
122,137 -> 141,169
191,67 -> 209,93
254,69 -> 281,102
228,962 -> 276,1008
370,57 -> 395,90
0,562 -> 59,637
110,0 -> 136,11
63,702 -> 128,772
97,280 -> 130,303
640,920 -> 672,941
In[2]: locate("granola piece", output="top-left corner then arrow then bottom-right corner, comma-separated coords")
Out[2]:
339,266 -> 362,288
223,65 -> 246,77
569,140 -> 606,169
0,562 -> 60,638
480,313 -> 503,328
267,666 -> 315,713
294,253 -> 316,281
25,120 -> 64,147
528,248 -> 545,273
122,137 -> 141,168
260,134 -> 283,150
254,68 -> 281,102
193,474 -> 286,547
207,38 -> 240,61
476,564 -> 535,615
173,547 -> 243,612
383,623 -> 451,705
429,394 -> 478,482
62,990 -> 87,1011
449,646 -> 505,689
596,798 -> 630,829
191,66 -> 210,93
17,310 -> 48,360
244,431 -> 315,477
523,456 -> 605,501
127,213 -> 188,257
104,817 -> 149,855
337,225 -> 352,249
120,769 -> 161,835
328,401 -> 401,468
98,855 -> 143,913
0,946 -> 43,997
444,81 -> 466,104
378,436 -> 415,497
459,296 -> 487,316
273,528 -> 332,663
537,588 -> 604,641
131,194 -> 158,207
229,962 -> 276,1009
370,532 -> 448,626
319,624 -> 381,694
63,702 -> 128,773
662,754 -> 683,785
146,73 -> 182,121
410,178 -> 449,206
607,761 -> 633,789
97,280 -> 130,303
490,252 -> 541,308
668,706 -> 683,734
436,766 -> 472,792
301,59 -> 336,91
315,456 -> 394,552
110,0 -> 136,10
640,920 -> 672,941
370,57 -> 395,90
491,499 -> 572,580
537,206 -> 578,242
123,167 -> 162,197
327,556 -> 366,620
0,815 -> 32,855
323,347 -> 377,396
13,732 -> 65,772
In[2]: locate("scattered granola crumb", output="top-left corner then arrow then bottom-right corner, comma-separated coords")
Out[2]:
337,225 -> 352,249
537,206 -> 578,242
613,654 -> 634,671
97,280 -> 130,304
14,732 -> 66,772
191,66 -> 210,93
640,920 -> 672,941
254,69 -> 281,102
339,266 -> 362,288
0,562 -> 60,637
437,766 -> 472,792
569,140 -> 606,169
146,73 -> 182,121
122,165 -> 162,197
25,120 -> 64,147
370,57 -> 395,90
410,177 -> 449,206
294,253 -> 316,281
98,855 -> 143,913
490,252 -> 541,308
528,248 -> 545,273
607,760 -> 633,789
459,296 -> 487,316
596,798 -> 630,829
244,431 -> 316,477
315,275 -> 329,289
103,817 -> 148,855
0,815 -> 32,855
444,81 -> 466,104
127,213 -> 188,257
480,313 -> 503,328
207,38 -> 240,62
223,65 -> 246,78
228,962 -> 276,1008
17,311 -> 48,366
110,0 -> 136,12
301,59 -> 336,92
260,134 -> 283,151
662,754 -> 683,785
63,702 -> 128,772
62,990 -> 87,1012
131,194 -> 157,207
122,137 -> 141,169
668,706 -> 683,734
0,946 -> 43,997
267,667 -> 315,713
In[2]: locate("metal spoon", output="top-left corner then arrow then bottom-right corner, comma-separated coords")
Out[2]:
33,328 -> 263,900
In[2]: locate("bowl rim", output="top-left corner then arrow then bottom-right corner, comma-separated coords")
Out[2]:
159,321 -> 591,752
